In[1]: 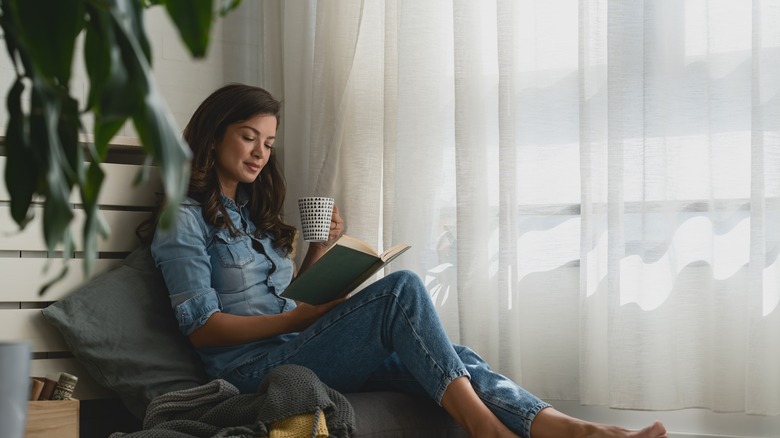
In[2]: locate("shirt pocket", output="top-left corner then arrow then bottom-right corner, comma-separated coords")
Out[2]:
211,231 -> 255,268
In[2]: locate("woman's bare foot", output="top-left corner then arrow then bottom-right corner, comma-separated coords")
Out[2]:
440,377 -> 520,437
440,379 -> 667,438
531,407 -> 667,438
585,420 -> 668,438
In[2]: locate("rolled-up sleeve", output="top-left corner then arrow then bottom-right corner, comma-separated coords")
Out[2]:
151,206 -> 221,336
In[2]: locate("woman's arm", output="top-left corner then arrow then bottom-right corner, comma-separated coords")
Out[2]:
298,241 -> 329,274
189,298 -> 345,348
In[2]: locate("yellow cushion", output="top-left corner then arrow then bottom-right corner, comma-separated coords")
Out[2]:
270,411 -> 328,438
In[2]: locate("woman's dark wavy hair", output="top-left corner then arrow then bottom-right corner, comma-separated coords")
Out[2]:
185,83 -> 296,255
138,83 -> 296,254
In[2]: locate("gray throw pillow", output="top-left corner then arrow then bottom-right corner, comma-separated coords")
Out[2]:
41,246 -> 207,419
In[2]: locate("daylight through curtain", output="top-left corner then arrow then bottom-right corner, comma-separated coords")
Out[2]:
273,0 -> 780,414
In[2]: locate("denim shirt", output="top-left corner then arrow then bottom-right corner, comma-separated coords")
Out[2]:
151,192 -> 297,378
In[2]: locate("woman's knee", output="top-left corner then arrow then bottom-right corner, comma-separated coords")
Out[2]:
385,269 -> 425,291
350,270 -> 431,314
384,270 -> 432,301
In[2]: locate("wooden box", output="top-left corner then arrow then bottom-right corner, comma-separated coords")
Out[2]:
25,399 -> 79,438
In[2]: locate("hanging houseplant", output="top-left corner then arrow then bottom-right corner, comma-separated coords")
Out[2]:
0,0 -> 240,292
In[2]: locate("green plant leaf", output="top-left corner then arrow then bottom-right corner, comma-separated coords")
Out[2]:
84,3 -> 136,159
94,117 -> 127,159
110,0 -> 191,228
81,160 -> 104,209
59,94 -> 84,188
131,92 -> 191,229
4,78 -> 35,227
8,0 -> 84,84
163,0 -> 214,58
113,0 -> 153,63
37,264 -> 69,297
81,159 -> 108,277
84,4 -> 114,110
219,0 -> 242,16
0,0 -> 237,294
30,78 -> 76,255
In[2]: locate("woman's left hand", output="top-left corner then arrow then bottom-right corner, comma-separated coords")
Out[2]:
299,206 -> 345,273
313,206 -> 344,249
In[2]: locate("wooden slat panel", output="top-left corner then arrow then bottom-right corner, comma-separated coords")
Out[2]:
0,207 -> 150,252
2,157 -> 152,403
0,309 -> 69,352
79,134 -> 141,148
70,209 -> 151,252
0,156 -> 7,201
98,162 -> 162,207
1,156 -> 160,206
30,358 -> 114,400
0,205 -> 47,250
0,156 -> 26,203
95,210 -> 153,252
0,258 -> 121,302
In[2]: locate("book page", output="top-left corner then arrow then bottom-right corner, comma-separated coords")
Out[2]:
380,243 -> 411,262
334,235 -> 379,256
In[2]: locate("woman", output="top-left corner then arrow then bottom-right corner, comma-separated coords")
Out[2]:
151,83 -> 668,438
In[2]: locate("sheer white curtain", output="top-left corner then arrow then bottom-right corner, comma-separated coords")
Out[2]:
269,0 -> 780,414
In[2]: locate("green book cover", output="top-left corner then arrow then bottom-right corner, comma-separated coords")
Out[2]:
280,235 -> 410,305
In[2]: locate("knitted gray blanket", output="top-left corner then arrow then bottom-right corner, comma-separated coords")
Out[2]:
109,364 -> 355,438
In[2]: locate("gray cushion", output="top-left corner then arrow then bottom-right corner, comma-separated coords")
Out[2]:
41,247 -> 208,419
346,391 -> 466,437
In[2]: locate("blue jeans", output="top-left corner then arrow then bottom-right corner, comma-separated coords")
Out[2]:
223,270 -> 551,437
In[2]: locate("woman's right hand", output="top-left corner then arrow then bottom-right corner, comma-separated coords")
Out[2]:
287,296 -> 347,332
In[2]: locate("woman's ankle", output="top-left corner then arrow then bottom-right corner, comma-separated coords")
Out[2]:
440,377 -> 519,437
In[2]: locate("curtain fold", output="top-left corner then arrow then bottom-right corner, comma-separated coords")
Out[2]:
273,0 -> 780,414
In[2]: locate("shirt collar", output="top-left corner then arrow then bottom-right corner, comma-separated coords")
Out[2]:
219,186 -> 249,211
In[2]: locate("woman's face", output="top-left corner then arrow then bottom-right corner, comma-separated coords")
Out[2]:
214,113 -> 277,200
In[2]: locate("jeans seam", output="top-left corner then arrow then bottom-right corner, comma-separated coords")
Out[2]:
475,385 -> 551,437
434,368 -> 470,405
387,279 -> 467,404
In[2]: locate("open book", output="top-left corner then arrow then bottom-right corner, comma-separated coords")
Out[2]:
280,235 -> 411,305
